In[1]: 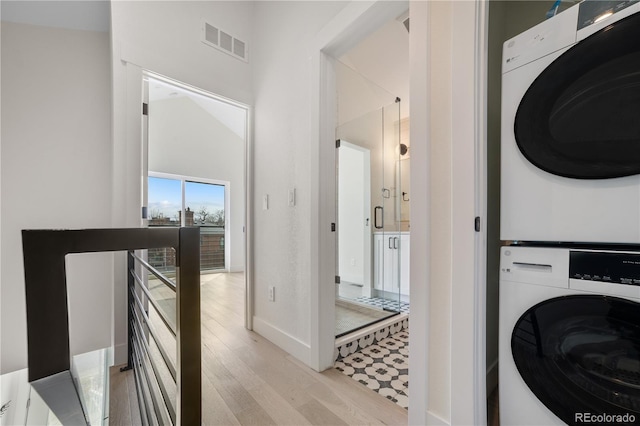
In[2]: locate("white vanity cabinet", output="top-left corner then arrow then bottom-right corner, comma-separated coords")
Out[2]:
373,232 -> 410,296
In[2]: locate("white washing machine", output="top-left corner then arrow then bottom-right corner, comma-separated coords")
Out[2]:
499,245 -> 640,425
501,1 -> 640,244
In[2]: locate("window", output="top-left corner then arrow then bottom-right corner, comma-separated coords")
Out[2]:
148,174 -> 228,272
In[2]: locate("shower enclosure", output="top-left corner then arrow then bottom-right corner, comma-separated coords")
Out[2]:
335,60 -> 410,337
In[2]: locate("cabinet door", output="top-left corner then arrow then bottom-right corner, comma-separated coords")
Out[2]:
373,234 -> 384,290
399,234 -> 410,296
384,235 -> 400,293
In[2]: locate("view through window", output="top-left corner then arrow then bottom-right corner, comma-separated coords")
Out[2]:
148,175 -> 227,272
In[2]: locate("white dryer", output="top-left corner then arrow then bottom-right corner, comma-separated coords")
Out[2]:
501,1 -> 640,244
499,246 -> 640,425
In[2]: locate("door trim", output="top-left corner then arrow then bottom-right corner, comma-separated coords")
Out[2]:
140,70 -> 253,329
309,0 -> 410,371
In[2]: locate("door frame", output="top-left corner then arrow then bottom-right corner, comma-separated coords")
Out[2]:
142,70 -> 253,325
139,69 -> 253,325
311,1 -> 488,425
309,0 -> 411,373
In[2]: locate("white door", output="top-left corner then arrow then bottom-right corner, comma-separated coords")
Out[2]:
337,141 -> 372,294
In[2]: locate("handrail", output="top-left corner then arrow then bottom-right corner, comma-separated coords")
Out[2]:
130,250 -> 177,291
21,227 -> 201,426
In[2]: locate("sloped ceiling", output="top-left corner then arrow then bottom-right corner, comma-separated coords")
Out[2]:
336,14 -> 409,126
149,78 -> 246,140
339,16 -> 409,115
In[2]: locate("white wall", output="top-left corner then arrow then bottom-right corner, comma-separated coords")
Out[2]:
250,0 -> 348,364
148,96 -> 245,272
1,21 -> 112,373
110,0 -> 253,364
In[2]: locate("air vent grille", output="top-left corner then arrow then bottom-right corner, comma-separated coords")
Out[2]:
204,23 -> 219,45
202,21 -> 248,62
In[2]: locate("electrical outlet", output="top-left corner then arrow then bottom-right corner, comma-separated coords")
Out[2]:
268,286 -> 275,302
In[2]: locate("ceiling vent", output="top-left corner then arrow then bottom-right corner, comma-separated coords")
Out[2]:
202,21 -> 248,62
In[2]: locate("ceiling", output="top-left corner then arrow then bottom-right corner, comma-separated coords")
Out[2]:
149,78 -> 247,139
339,16 -> 409,109
0,0 -> 110,32
336,11 -> 410,126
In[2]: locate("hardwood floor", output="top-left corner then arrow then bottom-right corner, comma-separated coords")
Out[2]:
110,272 -> 408,425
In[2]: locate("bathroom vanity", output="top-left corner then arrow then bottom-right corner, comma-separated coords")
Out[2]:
373,232 -> 410,297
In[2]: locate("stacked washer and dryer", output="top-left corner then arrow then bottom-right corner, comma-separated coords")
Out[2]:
499,1 -> 640,425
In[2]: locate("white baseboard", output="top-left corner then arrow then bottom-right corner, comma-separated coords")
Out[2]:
252,316 -> 310,366
113,342 -> 128,366
229,265 -> 244,273
487,358 -> 499,394
426,411 -> 450,426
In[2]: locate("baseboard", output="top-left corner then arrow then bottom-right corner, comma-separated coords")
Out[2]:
426,410 -> 450,426
113,342 -> 128,366
229,265 -> 244,273
487,358 -> 499,394
252,316 -> 311,366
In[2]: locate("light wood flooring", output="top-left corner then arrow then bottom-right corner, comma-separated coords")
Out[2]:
110,272 -> 408,425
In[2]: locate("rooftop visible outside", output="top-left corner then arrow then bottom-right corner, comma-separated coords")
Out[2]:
148,176 -> 226,272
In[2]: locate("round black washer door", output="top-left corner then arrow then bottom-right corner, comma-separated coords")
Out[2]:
511,295 -> 640,426
514,11 -> 640,179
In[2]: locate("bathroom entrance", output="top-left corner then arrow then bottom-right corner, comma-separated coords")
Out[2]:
334,37 -> 410,337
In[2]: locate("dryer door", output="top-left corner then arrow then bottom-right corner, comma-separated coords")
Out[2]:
512,295 -> 640,425
515,11 -> 640,179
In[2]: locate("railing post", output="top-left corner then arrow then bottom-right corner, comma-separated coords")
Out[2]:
176,227 -> 201,425
121,250 -> 135,372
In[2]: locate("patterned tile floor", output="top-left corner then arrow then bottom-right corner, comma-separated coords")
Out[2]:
355,296 -> 410,314
335,330 -> 409,409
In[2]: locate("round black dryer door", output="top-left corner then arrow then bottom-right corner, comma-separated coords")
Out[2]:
511,295 -> 640,425
515,11 -> 640,179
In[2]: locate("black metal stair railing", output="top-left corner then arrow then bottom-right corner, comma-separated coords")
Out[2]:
22,228 -> 201,425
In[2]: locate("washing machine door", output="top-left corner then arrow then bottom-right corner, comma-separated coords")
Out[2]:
515,11 -> 640,179
512,295 -> 640,425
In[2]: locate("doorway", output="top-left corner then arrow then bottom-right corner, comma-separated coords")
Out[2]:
142,72 -> 250,326
333,15 -> 410,339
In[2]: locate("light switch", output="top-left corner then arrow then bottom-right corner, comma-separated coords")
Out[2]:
263,194 -> 269,210
288,188 -> 296,207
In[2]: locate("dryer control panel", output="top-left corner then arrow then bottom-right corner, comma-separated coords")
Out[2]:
577,0 -> 639,30
570,251 -> 640,285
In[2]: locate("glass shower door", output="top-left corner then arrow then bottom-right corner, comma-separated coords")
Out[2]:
335,97 -> 403,337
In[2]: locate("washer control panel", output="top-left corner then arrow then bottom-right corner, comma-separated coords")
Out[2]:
570,251 -> 640,285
